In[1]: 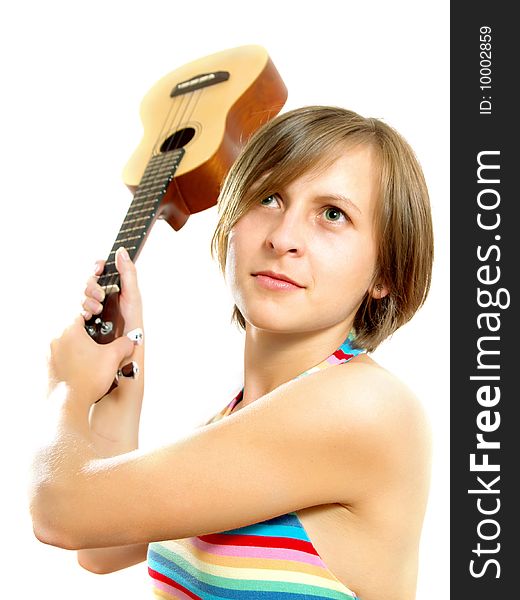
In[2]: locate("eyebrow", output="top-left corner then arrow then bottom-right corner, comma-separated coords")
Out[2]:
317,194 -> 362,216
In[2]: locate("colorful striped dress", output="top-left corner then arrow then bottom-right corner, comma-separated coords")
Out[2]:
147,333 -> 365,599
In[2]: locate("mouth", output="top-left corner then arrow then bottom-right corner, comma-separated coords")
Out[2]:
252,271 -> 305,290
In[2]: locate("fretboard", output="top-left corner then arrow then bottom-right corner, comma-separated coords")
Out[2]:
98,148 -> 185,292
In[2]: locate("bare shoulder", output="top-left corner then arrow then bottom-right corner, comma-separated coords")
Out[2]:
288,353 -> 432,500
342,353 -> 431,434
298,353 -> 431,440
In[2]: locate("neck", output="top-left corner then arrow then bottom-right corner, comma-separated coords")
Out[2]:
241,321 -> 353,407
98,149 -> 185,291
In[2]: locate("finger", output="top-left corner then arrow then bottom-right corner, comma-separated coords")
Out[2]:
94,259 -> 106,277
84,278 -> 105,303
115,247 -> 141,302
82,297 -> 103,315
74,313 -> 87,328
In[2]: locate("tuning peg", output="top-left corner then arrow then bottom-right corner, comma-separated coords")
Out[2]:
117,361 -> 140,379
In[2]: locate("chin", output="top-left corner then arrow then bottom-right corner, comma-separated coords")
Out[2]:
242,306 -> 304,333
242,308 -> 331,335
243,302 -> 355,336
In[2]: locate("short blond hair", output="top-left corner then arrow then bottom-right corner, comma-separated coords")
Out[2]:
211,106 -> 433,352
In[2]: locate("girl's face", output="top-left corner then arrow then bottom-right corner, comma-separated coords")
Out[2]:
225,144 -> 386,335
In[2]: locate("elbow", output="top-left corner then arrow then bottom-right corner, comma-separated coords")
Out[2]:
29,447 -> 98,551
77,552 -> 114,575
31,511 -> 82,551
29,484 -> 83,551
32,524 -> 73,551
31,518 -> 80,550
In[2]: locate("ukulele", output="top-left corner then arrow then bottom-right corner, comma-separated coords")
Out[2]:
83,45 -> 287,394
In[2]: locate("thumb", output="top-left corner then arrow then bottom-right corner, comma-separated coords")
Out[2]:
115,246 -> 143,333
110,334 -> 136,366
115,246 -> 141,303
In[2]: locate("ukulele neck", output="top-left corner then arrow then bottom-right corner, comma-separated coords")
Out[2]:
98,148 -> 185,292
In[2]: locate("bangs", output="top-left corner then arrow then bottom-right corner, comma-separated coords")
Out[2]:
236,138 -> 374,219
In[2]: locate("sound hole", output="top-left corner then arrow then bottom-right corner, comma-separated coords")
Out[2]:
160,127 -> 196,152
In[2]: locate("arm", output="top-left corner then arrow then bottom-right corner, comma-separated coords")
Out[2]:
30,339 -> 421,549
75,249 -> 149,572
76,422 -> 148,573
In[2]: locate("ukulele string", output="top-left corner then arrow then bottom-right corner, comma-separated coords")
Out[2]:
106,84 -> 205,293
108,92 -> 188,288
163,86 -> 201,153
151,90 -> 184,157
101,93 -> 181,293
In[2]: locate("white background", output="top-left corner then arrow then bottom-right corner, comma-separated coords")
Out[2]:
0,1 -> 449,598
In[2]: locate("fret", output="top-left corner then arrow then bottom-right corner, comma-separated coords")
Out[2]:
140,172 -> 173,184
118,224 -> 147,234
122,216 -> 149,225
98,270 -> 118,284
98,271 -> 118,280
140,173 -> 174,185
115,234 -> 143,244
106,245 -> 137,256
128,198 -> 161,209
131,197 -> 161,208
132,194 -> 162,205
140,167 -> 175,180
134,183 -> 166,196
142,151 -> 183,173
132,194 -> 161,205
126,207 -> 158,217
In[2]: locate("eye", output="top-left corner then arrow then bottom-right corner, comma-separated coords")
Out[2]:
259,194 -> 280,207
323,206 -> 348,223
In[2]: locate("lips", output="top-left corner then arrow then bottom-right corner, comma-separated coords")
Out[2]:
252,271 -> 304,288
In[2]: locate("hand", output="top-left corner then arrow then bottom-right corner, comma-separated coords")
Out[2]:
79,247 -> 146,451
48,315 -> 136,406
82,247 -> 144,335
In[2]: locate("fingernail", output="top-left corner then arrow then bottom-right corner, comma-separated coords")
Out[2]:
118,247 -> 130,262
126,327 -> 143,345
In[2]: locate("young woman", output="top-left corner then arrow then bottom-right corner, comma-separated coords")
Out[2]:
30,106 -> 434,600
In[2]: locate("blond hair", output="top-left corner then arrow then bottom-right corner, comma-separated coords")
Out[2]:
211,106 -> 433,352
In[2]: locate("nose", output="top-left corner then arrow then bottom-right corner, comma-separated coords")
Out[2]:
265,208 -> 305,256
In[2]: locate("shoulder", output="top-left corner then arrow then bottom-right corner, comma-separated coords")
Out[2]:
287,353 -> 431,439
279,353 -> 432,499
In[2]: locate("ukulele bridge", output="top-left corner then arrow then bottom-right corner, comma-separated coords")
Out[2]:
171,71 -> 230,97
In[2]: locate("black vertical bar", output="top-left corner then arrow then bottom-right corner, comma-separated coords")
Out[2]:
451,3 -> 517,597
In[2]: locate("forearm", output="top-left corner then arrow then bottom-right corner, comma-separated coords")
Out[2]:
78,379 -> 147,572
89,343 -> 145,451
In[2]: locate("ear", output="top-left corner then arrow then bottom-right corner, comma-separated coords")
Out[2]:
369,282 -> 390,300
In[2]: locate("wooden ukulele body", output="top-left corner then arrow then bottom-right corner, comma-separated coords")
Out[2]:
123,45 -> 287,231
